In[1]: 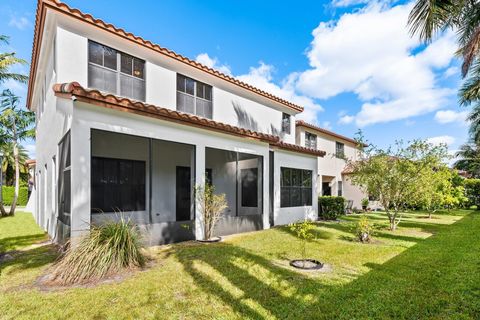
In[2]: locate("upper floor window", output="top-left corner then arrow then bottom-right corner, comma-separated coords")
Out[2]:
305,132 -> 317,149
176,74 -> 212,119
335,141 -> 345,158
282,113 -> 291,134
88,41 -> 145,101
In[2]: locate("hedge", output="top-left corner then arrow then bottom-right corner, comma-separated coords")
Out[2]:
1,186 -> 29,206
318,196 -> 345,220
465,179 -> 480,209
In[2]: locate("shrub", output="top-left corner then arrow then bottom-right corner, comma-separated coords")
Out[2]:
289,219 -> 315,262
355,215 -> 373,243
1,186 -> 28,206
195,183 -> 228,240
50,215 -> 145,285
464,179 -> 480,209
318,196 -> 345,220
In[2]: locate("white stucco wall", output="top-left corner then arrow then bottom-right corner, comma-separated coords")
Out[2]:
273,150 -> 318,225
296,126 -> 367,202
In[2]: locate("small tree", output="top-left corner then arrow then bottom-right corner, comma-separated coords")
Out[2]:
195,183 -> 228,240
414,166 -> 451,218
0,90 -> 35,216
289,219 -> 315,266
349,140 -> 448,231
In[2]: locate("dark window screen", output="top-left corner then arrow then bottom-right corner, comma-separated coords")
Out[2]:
58,132 -> 71,225
241,168 -> 258,207
91,157 -> 146,213
280,167 -> 312,207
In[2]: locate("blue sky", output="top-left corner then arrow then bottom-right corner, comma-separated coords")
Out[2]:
0,0 -> 469,159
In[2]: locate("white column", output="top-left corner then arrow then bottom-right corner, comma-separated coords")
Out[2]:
70,118 -> 91,241
194,144 -> 205,240
263,152 -> 270,229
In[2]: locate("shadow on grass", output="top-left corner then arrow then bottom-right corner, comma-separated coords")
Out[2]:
175,212 -> 480,319
0,234 -> 47,253
0,244 -> 58,276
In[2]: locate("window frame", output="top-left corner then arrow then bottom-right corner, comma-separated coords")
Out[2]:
337,181 -> 343,197
87,40 -> 146,101
176,73 -> 213,119
281,113 -> 291,134
335,141 -> 345,159
280,167 -> 313,208
305,132 -> 317,149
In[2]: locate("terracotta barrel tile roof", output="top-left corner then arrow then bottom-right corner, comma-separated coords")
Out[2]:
296,120 -> 368,147
52,82 -> 325,157
273,141 -> 326,157
28,0 -> 304,113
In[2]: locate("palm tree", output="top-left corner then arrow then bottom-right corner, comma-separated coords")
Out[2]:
454,143 -> 480,178
0,142 -> 29,186
0,35 -> 28,84
0,90 -> 35,216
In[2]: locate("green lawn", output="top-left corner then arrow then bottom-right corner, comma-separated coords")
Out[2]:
1,210 -> 479,319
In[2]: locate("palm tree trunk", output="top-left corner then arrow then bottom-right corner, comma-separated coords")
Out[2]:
9,122 -> 18,216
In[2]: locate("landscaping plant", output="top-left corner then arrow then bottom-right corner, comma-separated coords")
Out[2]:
50,214 -> 145,285
289,219 -> 315,266
318,196 -> 345,220
196,183 -> 228,241
361,198 -> 369,211
349,138 -> 448,231
355,215 -> 373,243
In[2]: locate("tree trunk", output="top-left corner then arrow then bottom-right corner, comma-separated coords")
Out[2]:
428,211 -> 432,219
9,120 -> 18,216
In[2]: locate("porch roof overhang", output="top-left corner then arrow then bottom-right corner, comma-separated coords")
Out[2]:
52,82 -> 326,157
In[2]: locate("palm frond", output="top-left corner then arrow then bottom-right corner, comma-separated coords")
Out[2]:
408,0 -> 457,42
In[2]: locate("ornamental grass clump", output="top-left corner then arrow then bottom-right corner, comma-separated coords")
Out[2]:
50,215 -> 145,285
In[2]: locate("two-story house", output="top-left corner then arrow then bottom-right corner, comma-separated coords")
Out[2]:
28,0 -> 326,244
296,121 -> 368,208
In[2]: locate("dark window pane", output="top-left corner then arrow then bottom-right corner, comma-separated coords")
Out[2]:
291,187 -> 301,206
281,187 -> 290,207
241,168 -> 258,207
281,168 -> 291,187
88,42 -> 103,65
133,58 -> 144,79
185,77 -> 195,95
121,53 -> 133,75
282,113 -> 291,134
302,170 -> 312,187
204,85 -> 212,101
292,169 -> 302,187
177,74 -> 186,92
91,157 -> 146,213
196,82 -> 205,99
63,170 -> 71,214
103,46 -> 117,70
302,188 -> 312,206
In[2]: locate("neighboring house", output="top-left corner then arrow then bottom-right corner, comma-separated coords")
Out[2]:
296,121 -> 368,209
28,0 -> 325,245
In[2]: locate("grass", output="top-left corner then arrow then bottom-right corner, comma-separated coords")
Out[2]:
1,210 -> 479,319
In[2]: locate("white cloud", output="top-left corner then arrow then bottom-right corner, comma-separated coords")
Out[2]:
443,66 -> 458,78
195,53 -> 232,76
434,109 -> 468,124
339,115 -> 354,124
427,135 -> 455,146
322,121 -> 332,130
236,62 -> 323,124
296,2 -> 457,127
331,0 -> 371,7
8,16 -> 31,30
